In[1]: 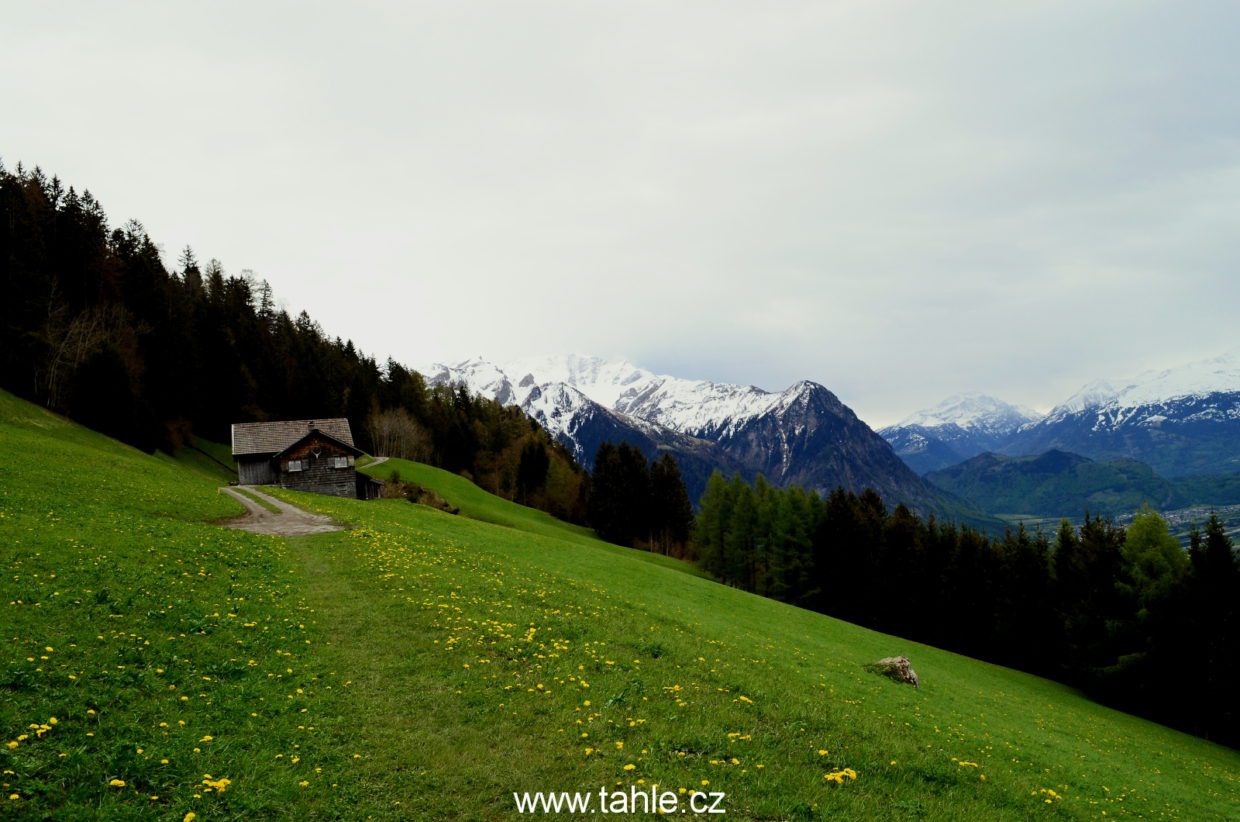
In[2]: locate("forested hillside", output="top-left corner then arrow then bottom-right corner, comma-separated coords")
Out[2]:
925,450 -> 1240,517
0,161 -> 587,520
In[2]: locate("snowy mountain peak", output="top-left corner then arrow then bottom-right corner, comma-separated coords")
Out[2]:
1006,351 -> 1240,476
1048,380 -> 1121,419
1047,351 -> 1240,421
422,354 -> 964,513
503,354 -> 655,409
896,393 -> 1042,434
882,393 -> 1043,474
431,354 -> 838,441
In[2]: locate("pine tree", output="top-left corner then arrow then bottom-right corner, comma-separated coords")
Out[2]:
516,440 -> 550,504
650,453 -> 693,555
694,471 -> 733,577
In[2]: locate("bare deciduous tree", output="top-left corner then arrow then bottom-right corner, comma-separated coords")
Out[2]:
368,408 -> 430,461
39,302 -> 131,410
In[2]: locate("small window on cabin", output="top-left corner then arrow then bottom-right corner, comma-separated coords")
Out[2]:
287,459 -> 303,472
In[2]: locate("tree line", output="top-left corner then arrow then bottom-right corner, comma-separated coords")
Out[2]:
694,471 -> 1239,746
0,161 -> 587,521
586,442 -> 694,556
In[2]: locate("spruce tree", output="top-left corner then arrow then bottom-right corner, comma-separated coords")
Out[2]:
650,453 -> 693,555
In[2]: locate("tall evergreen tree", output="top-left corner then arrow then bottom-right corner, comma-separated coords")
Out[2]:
650,453 -> 693,555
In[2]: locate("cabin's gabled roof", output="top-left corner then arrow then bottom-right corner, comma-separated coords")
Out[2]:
271,428 -> 363,460
231,418 -> 355,457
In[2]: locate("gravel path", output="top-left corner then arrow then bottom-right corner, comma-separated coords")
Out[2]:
221,486 -> 345,536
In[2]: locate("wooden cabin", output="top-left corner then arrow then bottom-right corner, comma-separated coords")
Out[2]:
230,418 -> 382,499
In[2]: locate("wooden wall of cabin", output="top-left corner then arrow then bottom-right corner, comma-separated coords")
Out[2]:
237,457 -> 275,485
277,436 -> 357,498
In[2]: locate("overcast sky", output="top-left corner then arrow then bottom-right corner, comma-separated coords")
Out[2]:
3,2 -> 1237,426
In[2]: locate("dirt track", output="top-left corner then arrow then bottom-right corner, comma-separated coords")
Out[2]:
221,486 -> 345,536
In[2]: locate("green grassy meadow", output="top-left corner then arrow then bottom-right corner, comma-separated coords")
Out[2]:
1,390 -> 1238,820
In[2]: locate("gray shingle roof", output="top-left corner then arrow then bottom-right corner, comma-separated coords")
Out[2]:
231,418 -> 355,457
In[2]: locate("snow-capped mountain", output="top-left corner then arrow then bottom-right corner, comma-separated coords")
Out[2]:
498,354 -> 814,441
1003,352 -> 1240,476
895,394 -> 1042,438
879,394 -> 1042,474
423,355 -> 951,513
421,357 -> 740,497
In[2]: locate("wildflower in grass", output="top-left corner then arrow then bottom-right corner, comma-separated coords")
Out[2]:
201,776 -> 232,793
823,768 -> 858,785
183,813 -> 197,822
109,779 -> 126,788
623,764 -> 636,771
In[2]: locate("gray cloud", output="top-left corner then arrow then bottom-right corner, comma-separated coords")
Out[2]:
4,1 -> 1237,427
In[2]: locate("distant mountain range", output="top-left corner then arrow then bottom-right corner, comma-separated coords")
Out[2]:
423,351 -> 1240,525
423,355 -> 981,522
881,352 -> 1240,478
925,449 -> 1240,518
879,395 -> 1042,474
1002,353 -> 1240,477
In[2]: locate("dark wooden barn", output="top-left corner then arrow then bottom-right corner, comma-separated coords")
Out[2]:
230,418 -> 382,500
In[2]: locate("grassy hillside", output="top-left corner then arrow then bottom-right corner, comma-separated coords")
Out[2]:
360,456 -> 710,579
167,437 -> 237,484
2,390 -> 1238,820
0,390 -> 361,819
